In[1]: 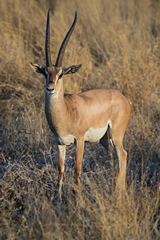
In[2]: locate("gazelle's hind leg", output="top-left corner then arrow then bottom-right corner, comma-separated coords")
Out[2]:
112,134 -> 127,190
58,145 -> 66,196
100,125 -> 127,190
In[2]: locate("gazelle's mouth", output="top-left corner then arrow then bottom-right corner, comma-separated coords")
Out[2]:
47,87 -> 54,92
46,87 -> 55,94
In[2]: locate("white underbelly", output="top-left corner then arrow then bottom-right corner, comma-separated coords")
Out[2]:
84,124 -> 108,142
55,120 -> 111,145
55,135 -> 75,145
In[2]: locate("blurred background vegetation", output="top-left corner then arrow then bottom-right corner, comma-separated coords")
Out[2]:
0,0 -> 159,239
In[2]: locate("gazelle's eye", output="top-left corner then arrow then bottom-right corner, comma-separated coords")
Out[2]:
58,73 -> 63,79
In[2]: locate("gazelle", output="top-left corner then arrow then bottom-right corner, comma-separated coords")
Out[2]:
30,10 -> 132,194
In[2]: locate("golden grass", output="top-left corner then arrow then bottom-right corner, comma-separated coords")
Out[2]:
0,0 -> 160,239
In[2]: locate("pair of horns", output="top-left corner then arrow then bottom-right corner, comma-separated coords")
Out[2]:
45,10 -> 77,68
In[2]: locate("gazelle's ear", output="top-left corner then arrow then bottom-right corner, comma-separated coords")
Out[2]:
63,64 -> 82,75
29,63 -> 46,76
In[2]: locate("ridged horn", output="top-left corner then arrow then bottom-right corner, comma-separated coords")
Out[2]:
45,9 -> 52,67
55,11 -> 77,67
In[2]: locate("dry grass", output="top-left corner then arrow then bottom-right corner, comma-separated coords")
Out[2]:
0,0 -> 160,239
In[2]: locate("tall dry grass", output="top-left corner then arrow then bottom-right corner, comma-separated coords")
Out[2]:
0,0 -> 160,239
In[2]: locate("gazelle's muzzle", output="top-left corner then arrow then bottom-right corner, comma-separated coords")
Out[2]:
46,82 -> 55,93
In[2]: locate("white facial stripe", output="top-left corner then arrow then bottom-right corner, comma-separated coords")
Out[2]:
56,68 -> 63,84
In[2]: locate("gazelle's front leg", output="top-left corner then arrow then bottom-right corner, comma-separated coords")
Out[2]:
58,145 -> 66,195
75,138 -> 84,188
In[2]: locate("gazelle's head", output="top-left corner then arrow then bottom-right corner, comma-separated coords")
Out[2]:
30,10 -> 81,95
